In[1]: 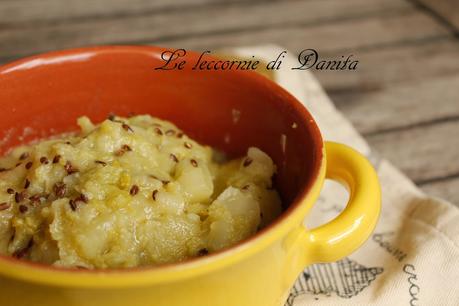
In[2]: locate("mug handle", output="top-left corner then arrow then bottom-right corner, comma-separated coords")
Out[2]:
302,141 -> 381,264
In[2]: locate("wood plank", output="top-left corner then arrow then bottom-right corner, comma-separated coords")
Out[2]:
314,38 -> 459,93
421,177 -> 459,206
0,0 -> 256,24
0,0 -> 412,26
367,120 -> 459,183
333,74 -> 459,134
165,10 -> 447,51
0,0 -> 426,61
417,0 -> 459,31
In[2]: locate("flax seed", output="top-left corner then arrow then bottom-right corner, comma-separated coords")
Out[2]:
198,248 -> 209,256
69,199 -> 77,211
115,145 -> 132,156
64,161 -> 78,174
130,185 -> 139,196
122,123 -> 133,132
165,129 -> 175,136
29,194 -> 41,205
0,202 -> 10,211
190,159 -> 198,167
243,158 -> 253,167
15,192 -> 25,203
19,205 -> 28,213
54,183 -> 67,198
19,152 -> 29,161
76,194 -> 89,204
154,127 -> 163,136
52,155 -> 61,164
170,153 -> 179,163
95,160 -> 107,166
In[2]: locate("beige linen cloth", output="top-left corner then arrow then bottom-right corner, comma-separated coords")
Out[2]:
228,46 -> 459,306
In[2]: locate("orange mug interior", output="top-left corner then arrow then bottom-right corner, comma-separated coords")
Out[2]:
0,46 -> 322,217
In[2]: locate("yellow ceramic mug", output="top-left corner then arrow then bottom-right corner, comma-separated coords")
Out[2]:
0,46 -> 381,306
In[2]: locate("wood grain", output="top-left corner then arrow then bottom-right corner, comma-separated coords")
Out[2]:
367,119 -> 459,183
417,0 -> 459,31
165,10 -> 447,51
0,0 -> 421,61
0,0 -> 257,24
421,177 -> 459,206
314,38 -> 459,93
333,74 -> 459,134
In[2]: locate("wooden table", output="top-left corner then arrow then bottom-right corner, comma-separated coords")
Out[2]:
1,0 -> 458,205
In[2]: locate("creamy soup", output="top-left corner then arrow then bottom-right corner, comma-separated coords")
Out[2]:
0,115 -> 282,269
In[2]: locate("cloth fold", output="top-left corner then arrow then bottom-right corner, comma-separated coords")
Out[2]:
229,45 -> 459,306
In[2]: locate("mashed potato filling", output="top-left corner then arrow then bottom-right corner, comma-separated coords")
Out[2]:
0,115 -> 281,268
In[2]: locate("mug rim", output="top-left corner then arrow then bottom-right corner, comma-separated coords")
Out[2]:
0,45 -> 325,287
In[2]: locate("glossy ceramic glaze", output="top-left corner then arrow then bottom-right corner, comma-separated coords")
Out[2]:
0,46 -> 381,306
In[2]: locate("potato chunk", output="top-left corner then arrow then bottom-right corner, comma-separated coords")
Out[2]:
207,187 -> 260,251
